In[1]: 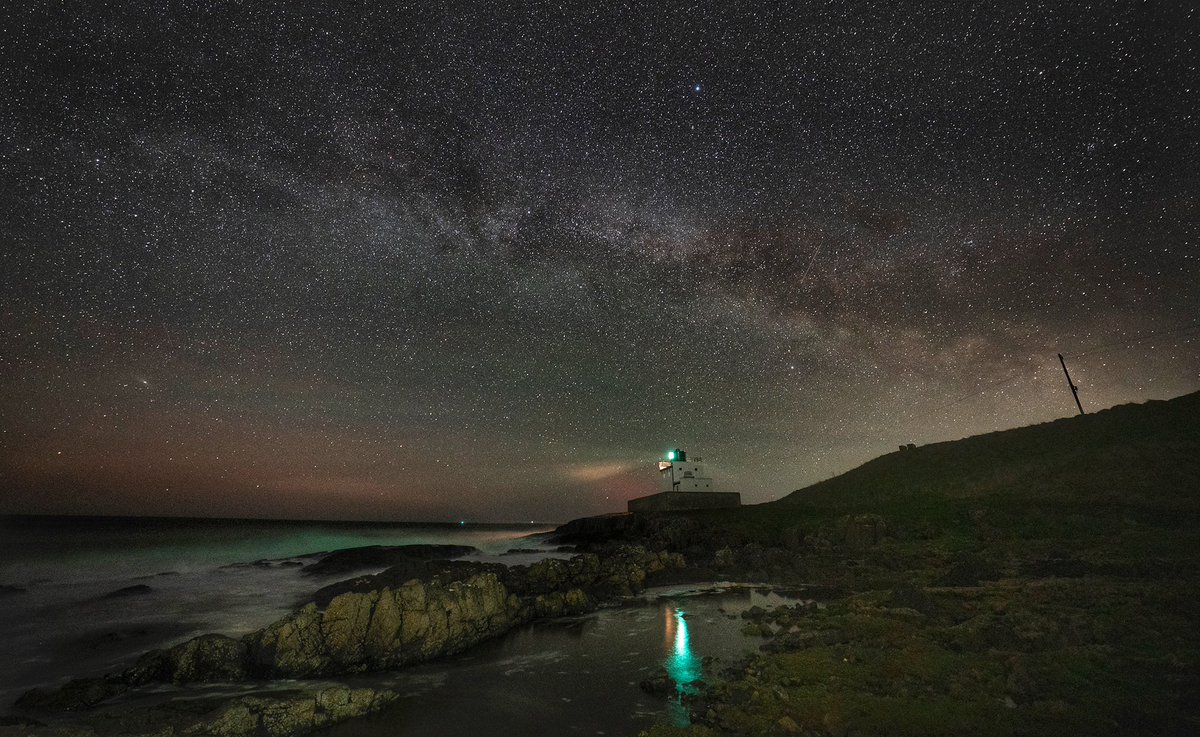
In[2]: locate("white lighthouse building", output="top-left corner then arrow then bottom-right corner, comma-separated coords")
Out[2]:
627,448 -> 741,512
658,448 -> 714,492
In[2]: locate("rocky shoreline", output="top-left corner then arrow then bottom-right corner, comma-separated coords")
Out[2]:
5,499 -> 1197,737
4,545 -> 685,737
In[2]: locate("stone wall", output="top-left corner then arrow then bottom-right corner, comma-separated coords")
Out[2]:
627,491 -> 741,512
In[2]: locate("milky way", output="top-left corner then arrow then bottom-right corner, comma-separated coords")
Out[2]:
2,2 -> 1197,521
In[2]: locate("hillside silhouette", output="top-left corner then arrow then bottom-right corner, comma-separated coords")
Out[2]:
711,391 -> 1200,542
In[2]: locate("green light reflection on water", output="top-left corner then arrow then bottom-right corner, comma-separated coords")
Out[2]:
665,606 -> 702,727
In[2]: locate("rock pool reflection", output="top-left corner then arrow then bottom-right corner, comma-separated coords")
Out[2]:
664,605 -> 702,726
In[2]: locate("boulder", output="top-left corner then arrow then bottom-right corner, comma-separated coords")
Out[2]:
741,605 -> 767,622
639,668 -> 676,695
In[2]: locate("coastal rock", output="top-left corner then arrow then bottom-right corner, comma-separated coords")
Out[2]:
6,685 -> 397,737
207,688 -> 394,737
166,634 -> 249,684
523,557 -> 573,591
99,584 -> 153,599
549,514 -> 712,553
321,590 -> 380,667
308,559 -> 506,607
741,623 -> 769,637
1019,557 -> 1091,578
934,553 -> 1001,587
780,525 -> 806,551
741,605 -> 767,622
837,514 -> 889,548
14,677 -> 128,711
886,585 -> 938,616
300,544 -> 480,577
250,603 -> 331,677
761,628 -> 847,652
639,668 -> 676,695
777,715 -> 802,734
249,572 -> 527,677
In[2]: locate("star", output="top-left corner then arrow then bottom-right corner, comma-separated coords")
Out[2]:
0,1 -> 1194,521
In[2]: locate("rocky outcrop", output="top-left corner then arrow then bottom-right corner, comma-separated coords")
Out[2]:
299,544 -> 480,576
247,571 -> 515,677
308,559 -> 507,607
202,686 -> 397,736
17,547 -> 685,712
4,684 -> 397,737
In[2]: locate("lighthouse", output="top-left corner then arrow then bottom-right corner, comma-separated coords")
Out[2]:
658,448 -> 714,492
627,448 -> 741,512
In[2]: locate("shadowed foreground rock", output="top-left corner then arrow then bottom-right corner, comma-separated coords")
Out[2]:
2,684 -> 396,737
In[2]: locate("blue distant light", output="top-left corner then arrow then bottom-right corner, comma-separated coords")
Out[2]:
693,84 -> 701,93
459,520 -> 465,526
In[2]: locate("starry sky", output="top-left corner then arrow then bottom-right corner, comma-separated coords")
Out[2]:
2,1 -> 1197,522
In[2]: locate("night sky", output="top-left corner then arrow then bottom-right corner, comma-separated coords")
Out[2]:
2,2 -> 1197,522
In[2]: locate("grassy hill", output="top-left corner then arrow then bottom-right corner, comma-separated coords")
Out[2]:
647,391 -> 1200,737
699,390 -> 1200,545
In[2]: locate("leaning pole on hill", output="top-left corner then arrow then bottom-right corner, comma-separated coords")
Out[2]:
1057,353 -> 1085,415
